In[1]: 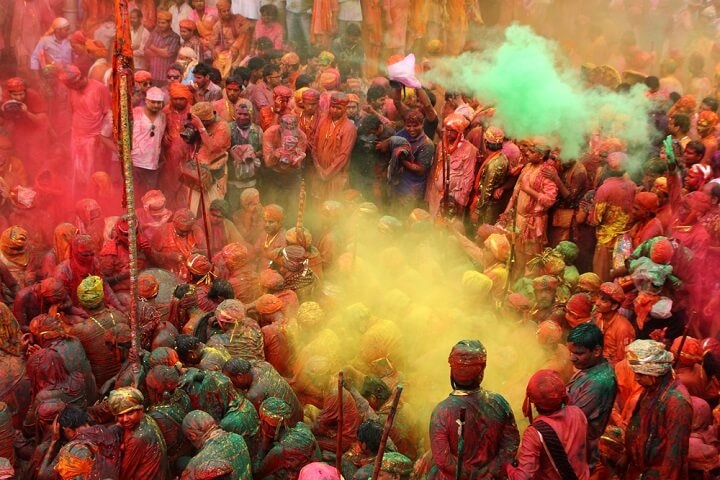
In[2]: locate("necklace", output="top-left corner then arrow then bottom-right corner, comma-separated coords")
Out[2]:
264,231 -> 280,248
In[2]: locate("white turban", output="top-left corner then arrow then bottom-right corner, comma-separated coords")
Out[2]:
626,339 -> 674,376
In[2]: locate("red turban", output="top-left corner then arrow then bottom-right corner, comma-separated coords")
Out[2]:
330,92 -> 349,107
138,272 -> 159,298
173,208 -> 196,229
448,340 -> 487,384
634,191 -> 659,212
5,77 -> 26,93
536,320 -> 563,345
134,70 -> 152,83
259,269 -> 284,290
169,83 -> 193,102
599,282 -> 625,304
301,88 -> 320,103
179,19 -> 196,30
263,204 -> 284,222
650,238 -> 674,264
256,294 -> 283,314
526,369 -> 568,413
443,113 -> 469,133
566,293 -> 592,325
671,336 -> 704,367
187,253 -> 212,275
273,85 -> 292,99
507,293 -> 530,310
221,242 -> 249,270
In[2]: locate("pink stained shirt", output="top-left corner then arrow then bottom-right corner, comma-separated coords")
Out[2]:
69,79 -> 111,136
253,20 -> 284,49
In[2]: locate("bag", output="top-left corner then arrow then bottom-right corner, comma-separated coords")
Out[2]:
179,160 -> 212,191
551,208 -> 575,229
533,420 -> 579,480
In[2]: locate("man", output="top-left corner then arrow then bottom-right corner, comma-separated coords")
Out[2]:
220,242 -> 259,303
394,110 -> 435,209
544,155 -> 589,245
9,0 -> 55,77
426,113 -> 477,218
29,17 -> 72,74
697,110 -> 718,167
186,101 -> 231,213
108,387 -> 169,479
592,282 -> 635,367
213,76 -> 243,122
228,100 -> 263,207
471,126 -> 509,226
280,52 -> 302,88
60,65 -> 111,194
193,62 -> 223,103
589,152 -> 636,281
259,85 -> 292,130
161,82 -> 194,208
130,8 -> 151,70
669,113 -> 691,152
212,0 -> 253,63
151,208 -> 208,277
181,410 -> 252,479
312,93 -> 358,203
628,191 -> 664,249
502,139 -> 558,279
507,369 -> 589,480
99,217 -> 151,298
257,204 -> 287,264
332,23 -> 364,78
625,339 -> 692,479
528,275 -> 565,324
1,77 -> 48,175
208,299 -> 264,361
429,340 -> 519,479
132,86 -> 167,194
247,64 -> 282,123
146,11 -> 181,85
262,113 -> 307,211
298,88 -> 321,147
566,323 -> 617,469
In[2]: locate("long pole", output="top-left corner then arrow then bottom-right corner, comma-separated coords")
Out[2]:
193,153 -> 214,262
336,371 -> 344,475
371,384 -> 403,480
455,407 -> 467,480
113,0 -> 140,359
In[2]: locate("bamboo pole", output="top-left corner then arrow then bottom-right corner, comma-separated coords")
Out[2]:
371,384 -> 403,480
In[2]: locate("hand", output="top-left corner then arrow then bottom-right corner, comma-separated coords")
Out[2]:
541,168 -> 558,183
174,284 -> 191,299
579,199 -> 591,211
649,327 -> 668,342
492,187 -> 504,200
26,343 -> 41,356
51,416 -> 61,442
190,114 -> 204,130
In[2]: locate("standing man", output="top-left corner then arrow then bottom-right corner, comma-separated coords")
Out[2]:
108,387 -> 169,480
192,62 -> 223,103
146,11 -> 181,85
213,76 -> 244,122
132,87 -> 167,195
311,93 -> 358,203
624,339 -> 692,480
59,65 -> 111,195
161,83 -> 195,209
29,17 -> 72,74
566,323 -> 617,471
470,126 -> 510,227
429,340 -> 519,479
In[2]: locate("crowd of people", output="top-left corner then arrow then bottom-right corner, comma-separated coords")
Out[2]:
2,0 -> 720,479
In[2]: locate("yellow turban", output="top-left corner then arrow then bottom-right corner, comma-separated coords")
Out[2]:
77,275 -> 104,308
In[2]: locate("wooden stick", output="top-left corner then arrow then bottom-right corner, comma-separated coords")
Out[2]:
455,407 -> 467,480
336,371 -> 344,475
371,384 -> 404,480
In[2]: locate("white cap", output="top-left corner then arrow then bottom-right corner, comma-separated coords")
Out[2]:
145,87 -> 165,102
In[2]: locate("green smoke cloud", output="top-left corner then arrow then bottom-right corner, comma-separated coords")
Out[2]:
423,25 -> 653,160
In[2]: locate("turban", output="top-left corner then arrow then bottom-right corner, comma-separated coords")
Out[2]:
381,453 -> 413,475
507,292 -> 530,310
273,85 -> 292,98
216,299 -> 245,324
286,227 -> 312,247
38,398 -> 67,423
169,83 -> 193,102
190,101 -> 214,121
104,323 -> 132,345
461,271 -> 493,298
157,10 -> 172,21
259,269 -> 285,290
283,245 -> 307,266
77,275 -> 104,308
484,233 -> 510,262
199,346 -> 230,370
179,19 -> 196,30
685,191 -> 712,214
346,93 -> 360,104
294,87 -> 308,104
298,462 -> 343,480
533,275 -> 559,291
133,70 -> 152,83
59,65 -> 81,85
653,176 -> 668,194
634,191 -> 659,212
443,113 -> 469,133
626,339 -> 674,376
85,39 -> 108,58
449,339 -> 487,384
302,88 -> 320,103
578,272 -> 601,292
673,95 -> 697,113
55,441 -> 95,479
141,189 -> 168,213
146,365 -> 181,393
5,77 -> 26,93
146,86 -> 164,102
173,208 -> 196,229
281,52 -> 300,65
0,225 -> 28,260
698,110 -> 719,130
566,293 -> 592,324
536,320 -> 563,345
555,241 -> 579,264
484,126 -> 505,144
599,282 -> 625,304
319,69 -> 340,90
108,387 -> 144,415
297,301 -> 325,328
526,369 -> 568,412
138,272 -> 159,299
48,17 -> 70,35
256,294 -> 283,314
178,46 -> 197,60
187,253 -> 212,275
39,278 -> 67,303
259,397 -> 292,425
607,152 -> 627,172
221,242 -> 249,270
330,92 -> 349,107
182,410 -> 217,438
317,51 -> 335,66
148,347 -> 180,368
650,237 -> 674,264
263,204 -> 284,222
671,336 -> 704,367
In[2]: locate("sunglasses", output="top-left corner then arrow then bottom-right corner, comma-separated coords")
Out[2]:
141,81 -> 152,87
167,74 -> 181,80
150,124 -> 156,137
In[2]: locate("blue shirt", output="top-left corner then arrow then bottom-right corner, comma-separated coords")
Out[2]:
30,35 -> 72,71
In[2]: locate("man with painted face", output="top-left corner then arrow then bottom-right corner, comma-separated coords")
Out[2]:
298,88 -> 321,148
429,339 -> 519,479
161,82 -> 195,208
470,126 -> 510,227
528,275 -> 565,325
257,204 -> 287,266
108,387 -> 169,480
592,282 -> 635,367
566,323 -> 617,471
213,76 -> 244,122
1,77 -> 48,175
99,217 -> 151,299
624,339 -> 692,480
151,208 -> 208,277
262,113 -> 307,211
228,100 -> 263,207
207,299 -> 264,361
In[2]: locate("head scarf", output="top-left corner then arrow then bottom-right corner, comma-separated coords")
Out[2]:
53,223 -> 79,264
319,69 -> 340,90
443,113 -> 469,133
75,198 -> 102,224
259,397 -> 292,425
484,233 -> 510,262
70,234 -> 95,270
77,275 -> 104,309
221,242 -> 249,270
650,237 -> 674,264
178,46 -> 197,60
461,271 -> 492,298
259,268 -> 285,291
346,93 -> 360,105
263,204 -> 284,222
169,83 -> 194,102
187,253 -> 212,275
146,86 -> 164,102
273,85 -> 292,99
507,292 -> 531,310
626,339 -> 674,376
566,293 -> 592,325
449,339 -> 487,384
634,191 -> 660,212
173,208 -> 196,230
533,275 -> 559,291
536,320 -> 563,345
281,52 -> 300,66
330,92 -> 349,107
0,303 -> 21,356
108,387 -> 145,415
555,241 -> 579,264
282,245 -> 307,271
698,110 -> 719,131
256,294 -> 283,314
671,336 -> 703,367
484,126 -> 505,144
216,299 -> 245,325
138,272 -> 159,299
47,17 -> 70,35
578,272 -> 602,292
58,65 -> 82,86
191,102 -> 214,122
6,77 -> 26,93
317,51 -> 335,66
179,19 -> 196,30
525,369 -> 568,416
39,278 -> 68,304
302,88 -> 320,104
0,226 -> 29,265
298,462 -> 343,480
297,301 -> 325,328
133,70 -> 152,83
54,440 -> 96,479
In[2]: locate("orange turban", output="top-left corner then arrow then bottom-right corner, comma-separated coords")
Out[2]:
536,320 -> 563,345
134,70 -> 152,83
318,68 -> 340,90
221,242 -> 249,270
263,204 -> 284,222
671,336 -> 704,368
650,238 -> 674,264
169,83 -> 193,102
634,191 -> 659,212
138,272 -> 159,299
259,269 -> 284,290
179,19 -> 196,30
256,294 -> 283,314
157,10 -> 172,21
5,77 -> 26,93
698,110 -> 719,131
443,113 -> 469,132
